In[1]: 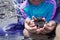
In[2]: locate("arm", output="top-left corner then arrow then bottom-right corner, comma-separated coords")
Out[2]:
12,0 -> 24,15
46,1 -> 56,22
53,6 -> 60,24
25,17 -> 37,33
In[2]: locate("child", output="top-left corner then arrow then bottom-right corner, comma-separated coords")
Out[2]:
20,0 -> 56,22
20,0 -> 56,40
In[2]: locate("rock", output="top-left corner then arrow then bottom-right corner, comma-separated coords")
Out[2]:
0,0 -> 16,28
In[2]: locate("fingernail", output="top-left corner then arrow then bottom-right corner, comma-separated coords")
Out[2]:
44,24 -> 46,27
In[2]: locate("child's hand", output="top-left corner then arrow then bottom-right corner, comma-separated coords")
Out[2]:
25,17 -> 37,33
43,21 -> 56,33
25,18 -> 31,25
36,20 -> 56,34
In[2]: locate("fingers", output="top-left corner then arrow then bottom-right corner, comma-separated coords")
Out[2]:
36,27 -> 49,34
26,26 -> 37,31
25,18 -> 31,24
29,21 -> 35,27
25,17 -> 37,33
41,24 -> 55,34
42,17 -> 46,21
48,21 -> 56,27
36,28 -> 43,34
32,26 -> 37,30
32,16 -> 46,21
36,23 -> 55,34
35,24 -> 47,34
32,16 -> 37,21
28,26 -> 37,33
25,17 -> 55,34
25,25 -> 37,33
36,28 -> 50,34
43,24 -> 51,31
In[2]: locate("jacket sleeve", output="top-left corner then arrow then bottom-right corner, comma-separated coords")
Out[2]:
46,0 -> 56,22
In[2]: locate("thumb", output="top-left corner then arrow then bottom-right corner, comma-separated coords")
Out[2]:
32,16 -> 37,21
33,26 -> 37,30
42,17 -> 46,21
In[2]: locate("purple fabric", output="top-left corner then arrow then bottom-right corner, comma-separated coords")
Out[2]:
20,8 -> 27,19
44,0 -> 56,19
53,6 -> 60,23
54,13 -> 60,23
52,0 -> 60,23
20,0 -> 29,19
49,0 -> 56,19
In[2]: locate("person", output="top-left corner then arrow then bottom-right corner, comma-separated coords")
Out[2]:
19,0 -> 56,40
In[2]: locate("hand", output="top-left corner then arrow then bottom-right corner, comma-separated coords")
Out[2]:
42,21 -> 56,33
25,17 -> 37,33
25,17 -> 35,26
36,21 -> 56,34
